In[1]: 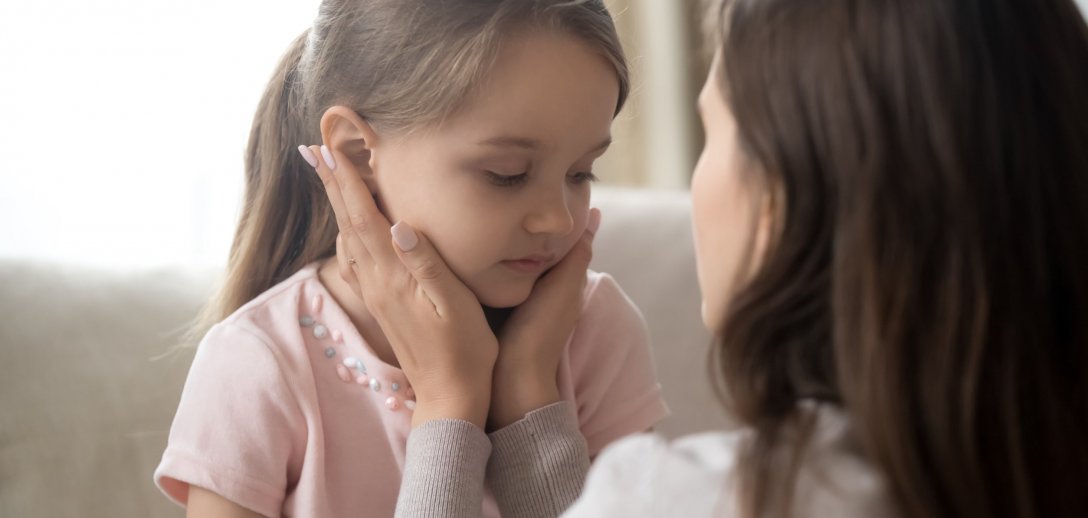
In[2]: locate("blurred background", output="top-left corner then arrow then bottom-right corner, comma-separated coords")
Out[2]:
2,0 -> 1087,269
0,0 -> 710,270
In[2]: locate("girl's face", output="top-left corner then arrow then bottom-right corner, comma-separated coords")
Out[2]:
371,31 -> 619,308
691,57 -> 766,331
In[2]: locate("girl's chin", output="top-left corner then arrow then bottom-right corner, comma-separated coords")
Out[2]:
472,282 -> 534,309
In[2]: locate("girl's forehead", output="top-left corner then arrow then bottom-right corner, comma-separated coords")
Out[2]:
428,32 -> 620,152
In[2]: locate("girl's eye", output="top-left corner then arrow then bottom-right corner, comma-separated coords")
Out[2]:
569,171 -> 599,184
485,171 -> 528,188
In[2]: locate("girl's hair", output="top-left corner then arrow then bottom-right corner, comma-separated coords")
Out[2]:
197,0 -> 628,332
708,0 -> 1088,517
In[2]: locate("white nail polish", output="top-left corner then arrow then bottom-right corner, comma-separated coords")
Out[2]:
391,222 -> 419,252
320,145 -> 337,170
298,145 -> 318,168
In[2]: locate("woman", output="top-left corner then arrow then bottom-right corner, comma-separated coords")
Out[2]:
310,0 -> 1088,516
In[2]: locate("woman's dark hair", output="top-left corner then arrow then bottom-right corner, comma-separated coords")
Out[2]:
709,0 -> 1088,516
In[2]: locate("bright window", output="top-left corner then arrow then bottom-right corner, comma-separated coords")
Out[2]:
0,0 -> 320,269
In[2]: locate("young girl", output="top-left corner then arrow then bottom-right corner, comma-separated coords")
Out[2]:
154,1 -> 668,516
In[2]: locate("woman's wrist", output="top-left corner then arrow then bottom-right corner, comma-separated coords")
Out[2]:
487,363 -> 561,431
411,382 -> 493,430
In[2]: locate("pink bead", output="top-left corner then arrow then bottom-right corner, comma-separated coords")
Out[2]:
335,364 -> 353,383
311,294 -> 323,314
331,330 -> 343,343
385,397 -> 401,411
354,374 -> 369,385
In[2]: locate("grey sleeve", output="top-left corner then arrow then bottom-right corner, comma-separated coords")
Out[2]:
395,418 -> 492,518
487,402 -> 591,518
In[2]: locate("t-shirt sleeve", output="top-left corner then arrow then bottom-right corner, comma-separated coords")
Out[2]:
567,272 -> 670,456
154,322 -> 305,517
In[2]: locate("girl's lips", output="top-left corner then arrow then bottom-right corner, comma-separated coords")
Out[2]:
501,254 -> 556,274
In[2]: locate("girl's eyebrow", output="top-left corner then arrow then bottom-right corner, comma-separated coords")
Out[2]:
478,136 -> 541,150
477,136 -> 613,155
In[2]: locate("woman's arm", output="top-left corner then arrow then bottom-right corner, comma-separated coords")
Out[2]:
394,402 -> 590,518
487,402 -> 591,517
396,419 -> 493,518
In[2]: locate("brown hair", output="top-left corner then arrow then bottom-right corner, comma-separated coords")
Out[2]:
195,0 -> 628,334
709,0 -> 1088,516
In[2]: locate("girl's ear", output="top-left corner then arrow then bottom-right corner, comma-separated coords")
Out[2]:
319,105 -> 381,194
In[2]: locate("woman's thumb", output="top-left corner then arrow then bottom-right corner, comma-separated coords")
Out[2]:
390,222 -> 465,303
533,208 -> 600,295
556,208 -> 601,275
391,222 -> 445,279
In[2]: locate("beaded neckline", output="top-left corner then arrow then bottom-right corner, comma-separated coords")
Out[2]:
300,292 -> 416,413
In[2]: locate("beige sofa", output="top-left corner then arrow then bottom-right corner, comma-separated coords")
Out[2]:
0,187 -> 728,517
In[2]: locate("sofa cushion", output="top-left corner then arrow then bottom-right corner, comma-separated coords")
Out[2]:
0,263 -> 209,517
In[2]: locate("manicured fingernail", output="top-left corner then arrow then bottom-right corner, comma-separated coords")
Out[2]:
391,222 -> 419,252
588,208 -> 602,235
320,145 -> 337,170
298,145 -> 318,168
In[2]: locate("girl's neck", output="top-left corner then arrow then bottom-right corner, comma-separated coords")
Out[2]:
316,257 -> 399,368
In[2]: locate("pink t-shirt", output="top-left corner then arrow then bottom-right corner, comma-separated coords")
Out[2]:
155,263 -> 669,517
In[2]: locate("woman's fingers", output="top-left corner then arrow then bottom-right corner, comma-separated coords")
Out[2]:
485,209 -> 600,429
390,221 -> 473,317
547,207 -> 600,281
320,145 -> 398,268
336,234 -> 363,299
524,207 -> 600,305
307,146 -> 358,250
305,144 -> 399,273
307,146 -> 375,276
498,208 -> 601,350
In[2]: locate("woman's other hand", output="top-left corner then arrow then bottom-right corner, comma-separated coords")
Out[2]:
487,209 -> 601,430
305,144 -> 498,429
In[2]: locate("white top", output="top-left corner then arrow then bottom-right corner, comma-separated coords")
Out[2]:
564,403 -> 898,517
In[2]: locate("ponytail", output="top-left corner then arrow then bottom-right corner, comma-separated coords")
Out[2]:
194,30 -> 337,336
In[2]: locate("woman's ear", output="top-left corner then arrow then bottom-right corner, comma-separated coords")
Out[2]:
750,183 -> 780,276
319,106 -> 381,194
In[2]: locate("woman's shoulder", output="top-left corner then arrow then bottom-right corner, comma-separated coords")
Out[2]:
793,402 -> 897,518
567,404 -> 896,518
602,429 -> 744,479
564,430 -> 744,517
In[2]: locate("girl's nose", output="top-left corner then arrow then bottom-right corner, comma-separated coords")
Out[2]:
523,187 -> 575,236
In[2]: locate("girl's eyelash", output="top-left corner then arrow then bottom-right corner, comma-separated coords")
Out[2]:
486,171 -> 529,187
484,171 -> 598,187
570,172 -> 599,184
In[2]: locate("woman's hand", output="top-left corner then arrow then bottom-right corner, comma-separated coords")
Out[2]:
487,209 -> 601,430
304,145 -> 498,429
